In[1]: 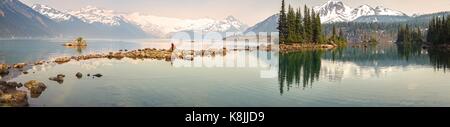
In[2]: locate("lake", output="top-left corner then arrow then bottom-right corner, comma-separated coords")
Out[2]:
2,39 -> 450,107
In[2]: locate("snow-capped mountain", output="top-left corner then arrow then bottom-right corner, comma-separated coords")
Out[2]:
244,14 -> 279,33
313,0 -> 354,23
0,0 -> 56,38
125,13 -> 248,37
30,4 -> 148,38
205,16 -> 248,33
244,0 -> 409,33
68,6 -> 128,26
125,12 -> 216,37
29,3 -> 249,38
32,4 -> 132,26
31,4 -> 76,22
314,0 -> 407,23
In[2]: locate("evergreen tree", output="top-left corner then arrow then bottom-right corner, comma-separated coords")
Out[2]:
312,12 -> 322,44
427,17 -> 434,43
339,28 -> 345,41
397,24 -> 424,44
277,1 -> 334,45
303,5 -> 312,43
397,26 -> 404,42
277,0 -> 288,44
287,5 -> 298,43
295,7 -> 303,42
416,27 -> 422,42
447,15 -> 450,43
331,25 -> 337,41
426,16 -> 450,45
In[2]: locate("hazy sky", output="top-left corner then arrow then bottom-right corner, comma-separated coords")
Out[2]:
21,0 -> 450,25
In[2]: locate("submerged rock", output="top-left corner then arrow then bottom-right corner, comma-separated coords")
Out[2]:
93,73 -> 103,78
24,80 -> 47,98
49,74 -> 65,84
76,72 -> 83,79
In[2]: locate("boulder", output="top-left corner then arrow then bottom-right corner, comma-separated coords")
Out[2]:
76,72 -> 83,79
0,90 -> 28,107
13,63 -> 26,69
0,64 -> 8,74
6,82 -> 23,88
49,74 -> 65,84
24,80 -> 47,98
0,81 -> 6,86
54,57 -> 71,64
57,74 -> 65,78
0,81 -> 7,91
34,60 -> 45,65
63,43 -> 74,46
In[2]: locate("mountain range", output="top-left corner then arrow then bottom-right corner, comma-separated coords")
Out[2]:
1,0 -> 449,38
0,0 -> 56,38
246,0 -> 449,33
0,0 -> 248,38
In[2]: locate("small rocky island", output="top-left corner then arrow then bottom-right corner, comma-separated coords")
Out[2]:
64,37 -> 87,46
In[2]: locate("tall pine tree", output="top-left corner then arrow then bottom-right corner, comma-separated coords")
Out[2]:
276,1 -> 337,45
312,12 -> 322,44
286,5 -> 297,43
295,7 -> 303,42
303,5 -> 312,43
277,0 -> 287,44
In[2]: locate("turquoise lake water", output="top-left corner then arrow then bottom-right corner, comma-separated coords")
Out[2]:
1,39 -> 450,107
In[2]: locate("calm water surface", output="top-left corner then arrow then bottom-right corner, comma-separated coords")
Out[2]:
2,39 -> 450,107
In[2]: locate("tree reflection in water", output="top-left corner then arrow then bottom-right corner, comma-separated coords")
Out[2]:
396,42 -> 450,71
278,50 -> 323,95
396,42 -> 423,61
428,50 -> 450,71
64,46 -> 87,54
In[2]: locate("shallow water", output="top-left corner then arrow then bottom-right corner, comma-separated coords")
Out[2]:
2,40 -> 450,107
0,39 -> 170,64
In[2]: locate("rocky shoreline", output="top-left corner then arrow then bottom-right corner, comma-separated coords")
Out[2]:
0,47 -> 177,106
1,45 -> 276,80
279,43 -> 336,53
0,80 -> 46,107
0,45 -> 277,106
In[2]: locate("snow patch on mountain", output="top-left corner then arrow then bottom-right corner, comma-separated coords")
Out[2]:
31,4 -> 74,22
68,6 -> 126,26
125,12 -> 216,35
313,0 -> 407,23
374,6 -> 406,16
314,0 -> 353,23
244,14 -> 279,33
125,13 -> 248,37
